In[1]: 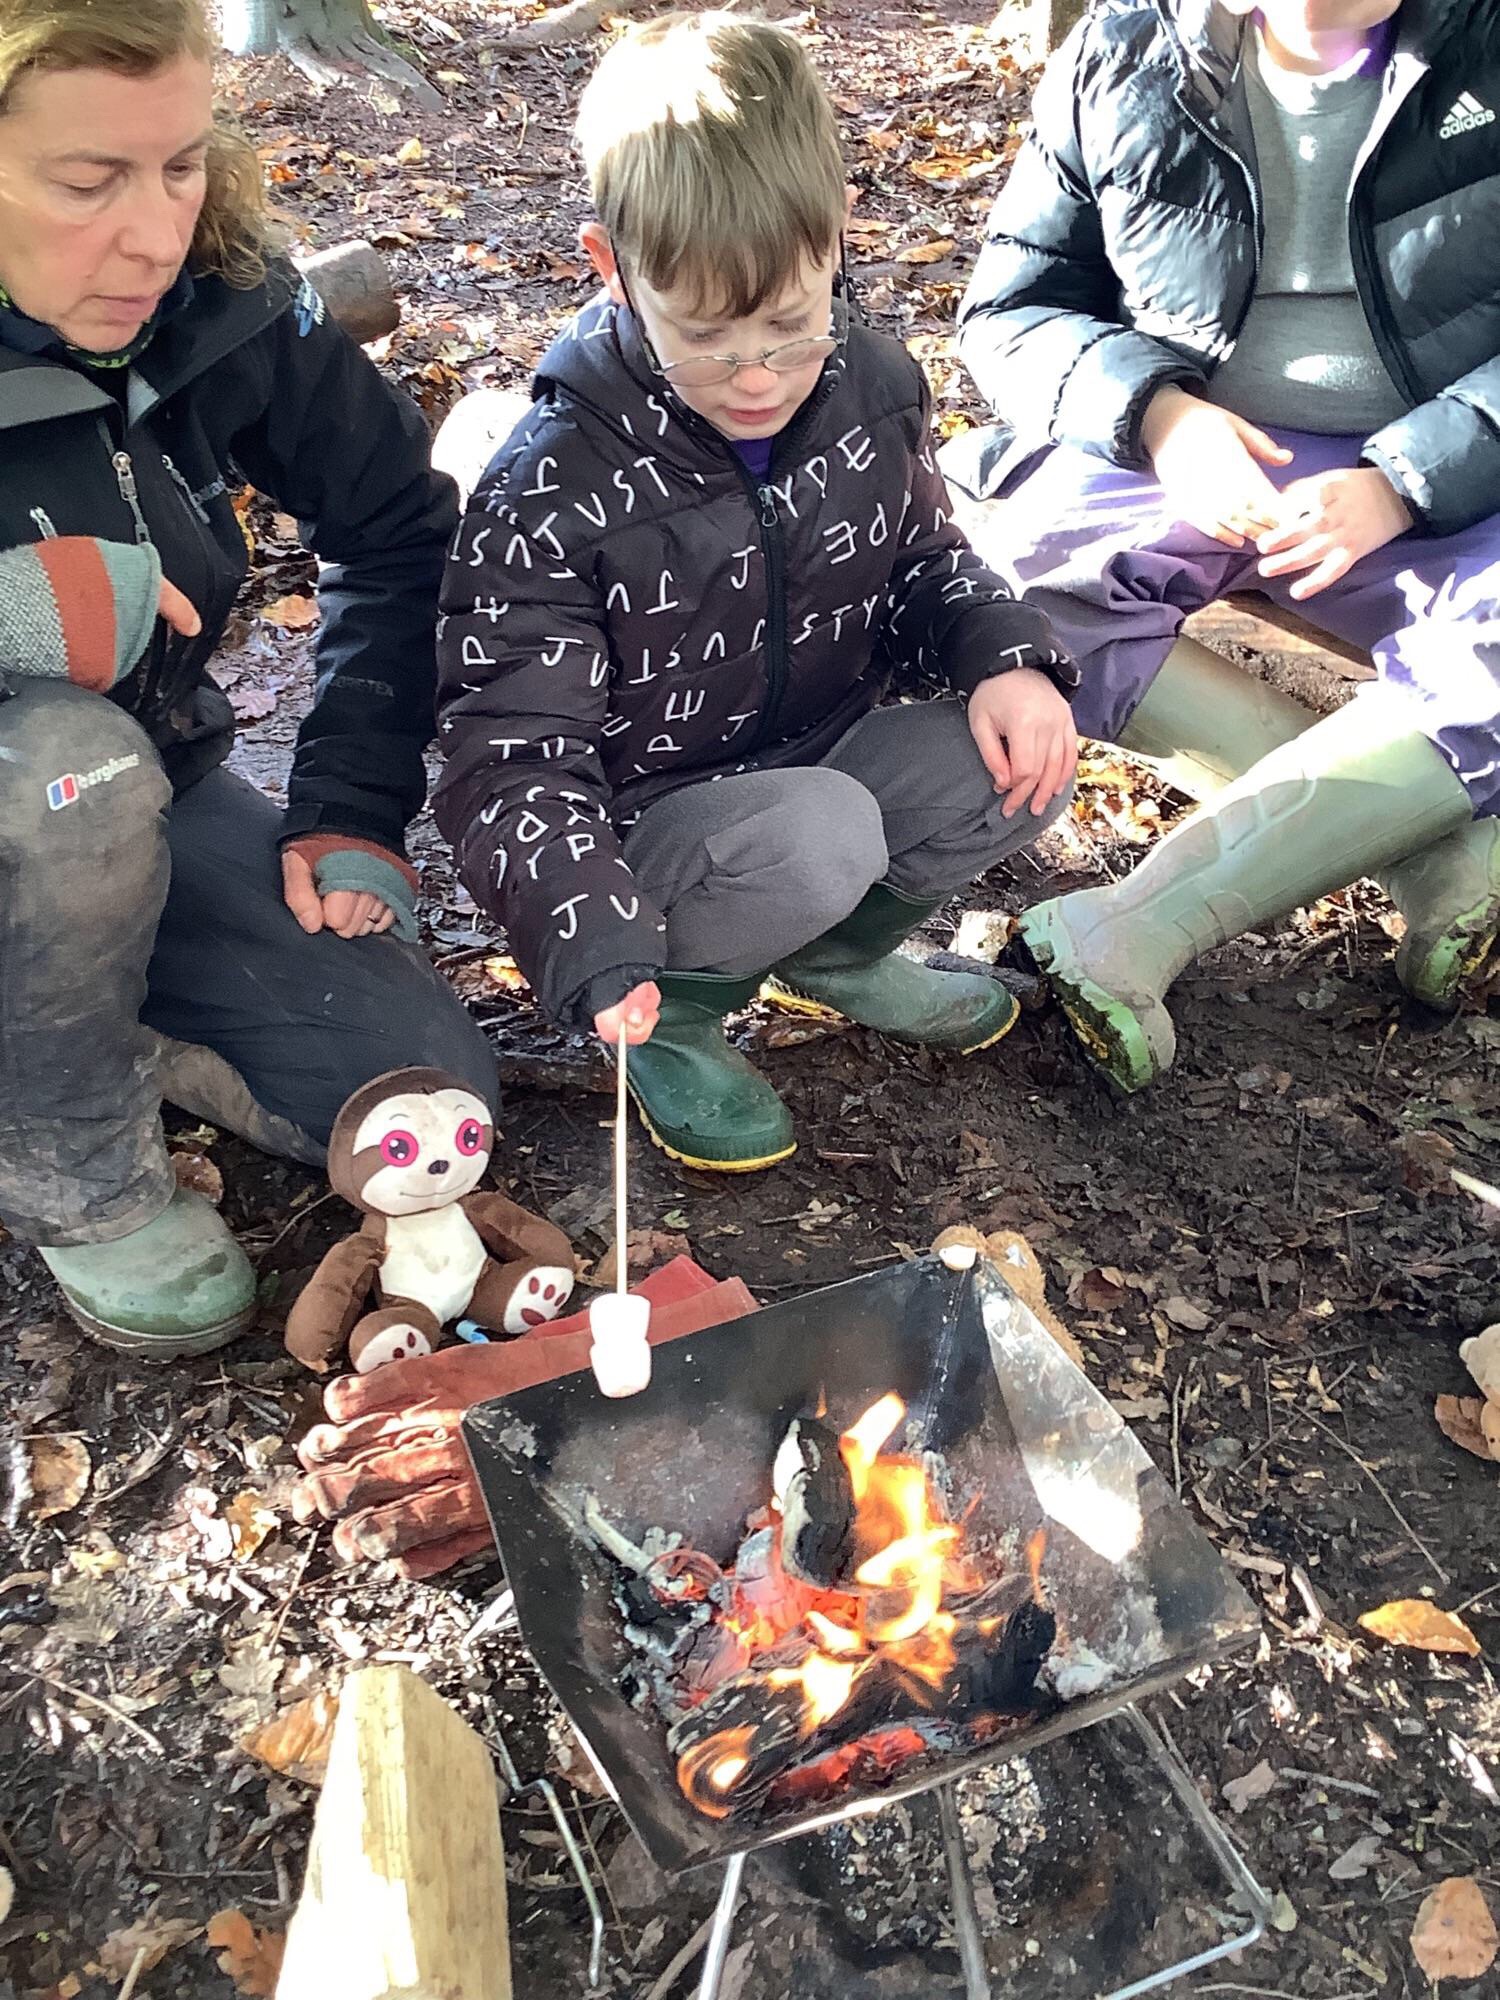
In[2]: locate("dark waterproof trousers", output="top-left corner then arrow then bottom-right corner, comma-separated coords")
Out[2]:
0,680 -> 496,1249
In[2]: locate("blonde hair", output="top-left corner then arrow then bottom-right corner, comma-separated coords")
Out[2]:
0,0 -> 279,287
576,11 -> 845,318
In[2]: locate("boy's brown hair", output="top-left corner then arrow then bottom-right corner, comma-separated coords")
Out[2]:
575,10 -> 846,319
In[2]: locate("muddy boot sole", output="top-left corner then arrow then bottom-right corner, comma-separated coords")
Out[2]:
64,1296 -> 257,1361
1019,905 -> 1175,1092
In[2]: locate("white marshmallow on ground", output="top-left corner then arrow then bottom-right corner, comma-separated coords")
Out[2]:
589,1291 -> 653,1397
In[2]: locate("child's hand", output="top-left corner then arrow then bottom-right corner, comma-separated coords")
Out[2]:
595,980 -> 661,1048
1255,467 -> 1413,600
1141,386 -> 1294,548
967,669 -> 1079,820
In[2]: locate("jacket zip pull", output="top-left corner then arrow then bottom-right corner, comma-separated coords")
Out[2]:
111,449 -> 153,547
161,452 -> 211,524
757,484 -> 778,528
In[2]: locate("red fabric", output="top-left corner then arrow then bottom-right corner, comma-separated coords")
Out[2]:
282,832 -> 419,893
292,1258 -> 756,1577
37,538 -> 115,692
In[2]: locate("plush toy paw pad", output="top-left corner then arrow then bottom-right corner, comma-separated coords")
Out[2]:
505,1264 -> 576,1333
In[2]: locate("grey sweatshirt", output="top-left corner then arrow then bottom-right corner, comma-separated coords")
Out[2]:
1207,28 -> 1408,435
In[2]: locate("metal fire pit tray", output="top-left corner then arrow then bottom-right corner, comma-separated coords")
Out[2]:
464,1252 -> 1261,1878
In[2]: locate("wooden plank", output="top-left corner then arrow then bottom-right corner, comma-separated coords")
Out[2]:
276,1665 -> 511,2000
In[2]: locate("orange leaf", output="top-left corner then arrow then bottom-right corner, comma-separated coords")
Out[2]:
260,593 -> 319,631
241,1688 -> 339,1785
1411,1876 -> 1499,1982
1435,1393 -> 1496,1462
205,1910 -> 285,1997
225,1488 -> 280,1562
28,1436 -> 91,1519
1357,1599 -> 1481,1657
895,238 -> 957,265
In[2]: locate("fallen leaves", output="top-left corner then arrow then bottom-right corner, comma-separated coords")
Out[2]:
1221,1758 -> 1278,1813
170,1147 -> 225,1204
894,237 -> 956,264
225,1488 -> 280,1562
259,592 -> 319,631
1161,1295 -> 1211,1332
242,1687 -> 339,1785
1410,1876 -> 1498,1983
1357,1599 -> 1481,1658
95,1915 -> 200,1981
26,1436 -> 91,1519
1435,1392 -> 1498,1461
1328,1832 -> 1384,1882
206,1910 -> 285,1997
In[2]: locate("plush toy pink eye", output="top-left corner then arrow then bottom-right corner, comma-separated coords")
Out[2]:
380,1128 -> 419,1167
455,1117 -> 486,1158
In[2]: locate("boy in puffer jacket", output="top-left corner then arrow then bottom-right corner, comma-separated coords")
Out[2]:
955,0 -> 1500,1091
434,11 -> 1078,1172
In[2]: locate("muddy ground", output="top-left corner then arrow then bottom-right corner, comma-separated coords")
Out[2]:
3,2 -> 1499,1997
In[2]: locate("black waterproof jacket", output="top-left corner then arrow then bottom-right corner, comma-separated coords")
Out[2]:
0,261 -> 457,852
434,297 -> 1073,1021
957,0 -> 1500,537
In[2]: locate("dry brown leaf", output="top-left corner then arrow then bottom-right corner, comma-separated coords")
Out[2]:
95,1915 -> 200,1980
170,1148 -> 224,1204
28,1435 -> 91,1519
1162,1295 -> 1211,1331
1357,1599 -> 1481,1657
895,237 -> 956,265
206,1910 -> 285,1997
260,592 -> 319,631
482,954 -> 530,994
225,1488 -> 280,1562
241,1688 -> 338,1784
1070,1266 -> 1129,1313
908,149 -> 998,185
395,136 -> 424,164
1222,1758 -> 1279,1812
1411,1876 -> 1499,1983
1435,1393 -> 1496,1461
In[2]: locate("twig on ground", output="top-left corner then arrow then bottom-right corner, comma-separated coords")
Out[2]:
1279,1767 -> 1379,1799
1451,1166 -> 1500,1211
1,1669 -> 166,1754
267,1528 -> 321,1650
642,1915 -> 718,2000
1298,1411 -> 1448,1584
1170,1371 -> 1184,1496
117,1944 -> 151,2000
253,1187 -> 340,1268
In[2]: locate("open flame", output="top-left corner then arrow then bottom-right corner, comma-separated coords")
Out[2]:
672,1393 -> 1049,1818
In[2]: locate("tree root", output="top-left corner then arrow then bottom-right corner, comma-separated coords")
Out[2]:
278,14 -> 442,107
493,0 -> 654,51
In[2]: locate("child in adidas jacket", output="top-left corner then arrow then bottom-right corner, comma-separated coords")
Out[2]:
953,0 -> 1500,1092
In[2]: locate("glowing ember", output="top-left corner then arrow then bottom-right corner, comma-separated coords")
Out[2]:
651,1391 -> 1055,1819
677,1727 -> 757,1818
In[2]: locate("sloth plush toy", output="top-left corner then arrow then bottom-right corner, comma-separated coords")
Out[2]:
284,1067 -> 576,1375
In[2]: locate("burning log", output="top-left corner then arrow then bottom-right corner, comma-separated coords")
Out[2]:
596,1391 -> 1060,1827
774,1416 -> 856,1587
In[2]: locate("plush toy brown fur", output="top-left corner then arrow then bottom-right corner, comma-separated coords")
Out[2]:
284,1067 -> 577,1375
930,1225 -> 1088,1372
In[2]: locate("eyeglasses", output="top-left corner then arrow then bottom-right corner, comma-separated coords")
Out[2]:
655,332 -> 841,389
615,250 -> 849,391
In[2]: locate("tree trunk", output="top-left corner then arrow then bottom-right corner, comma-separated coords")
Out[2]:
1035,0 -> 1089,51
221,0 -> 440,107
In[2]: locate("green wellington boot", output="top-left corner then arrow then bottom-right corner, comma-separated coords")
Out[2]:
1122,636 -> 1500,1010
1020,693 -> 1475,1090
38,1186 -> 257,1359
766,883 -> 1019,1053
626,971 -> 796,1172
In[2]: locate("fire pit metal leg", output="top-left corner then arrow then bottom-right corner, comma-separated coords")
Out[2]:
1098,1704 -> 1274,2000
696,1851 -> 747,2000
938,1782 -> 991,1999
